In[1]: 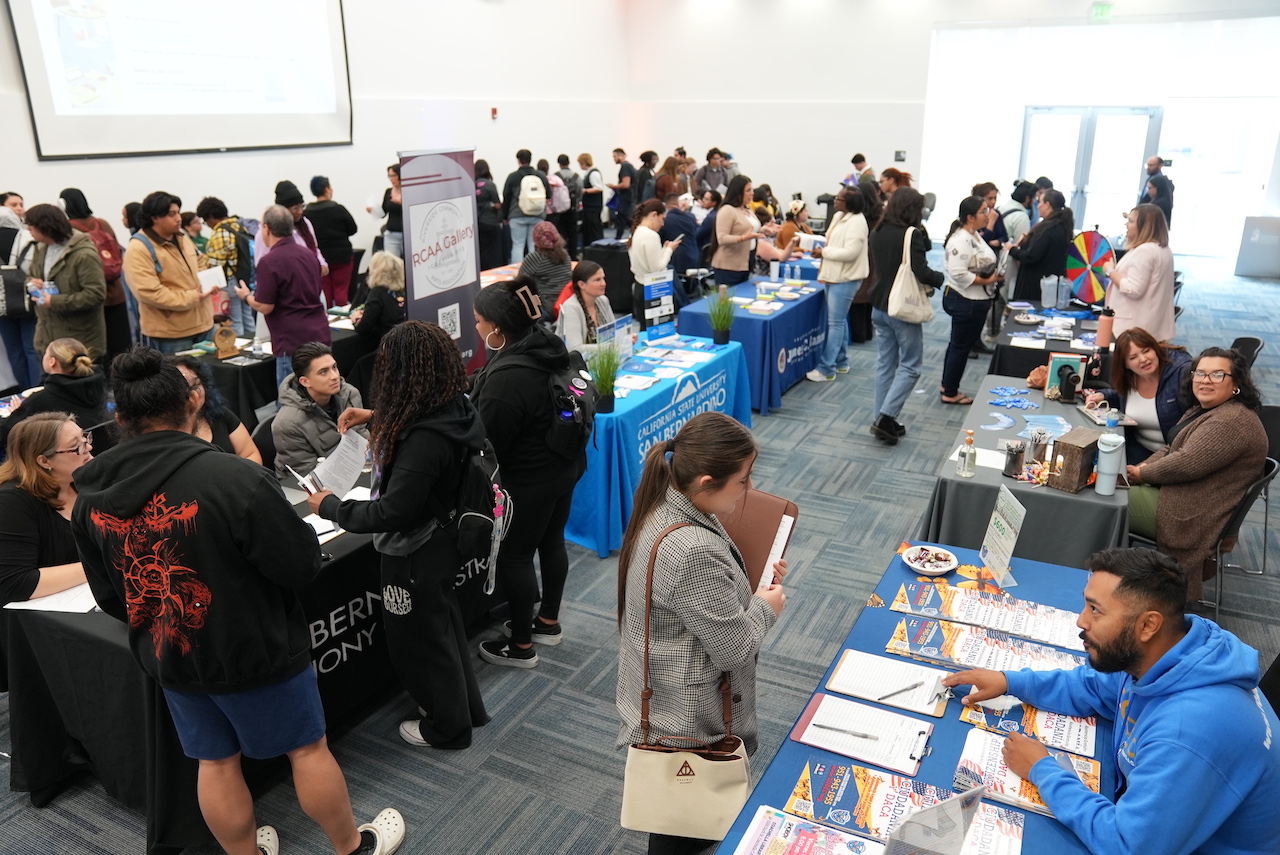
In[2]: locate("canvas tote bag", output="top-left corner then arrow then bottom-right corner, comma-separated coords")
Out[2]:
620,523 -> 750,840
887,226 -> 934,324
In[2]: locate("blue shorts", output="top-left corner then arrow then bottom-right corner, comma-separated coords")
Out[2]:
163,666 -> 327,761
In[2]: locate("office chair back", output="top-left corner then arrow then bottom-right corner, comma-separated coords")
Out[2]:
251,413 -> 277,472
1230,336 -> 1264,369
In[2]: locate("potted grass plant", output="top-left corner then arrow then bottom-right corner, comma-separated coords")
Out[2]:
588,343 -> 622,413
707,283 -> 735,345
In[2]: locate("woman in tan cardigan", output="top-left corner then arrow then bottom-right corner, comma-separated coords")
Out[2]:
710,175 -> 775,287
1126,347 -> 1267,602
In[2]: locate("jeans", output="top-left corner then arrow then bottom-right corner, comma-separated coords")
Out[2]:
871,307 -> 923,420
151,331 -> 213,355
225,287 -> 256,337
816,279 -> 859,376
508,215 -> 543,264
0,315 -> 40,388
940,289 -> 992,396
712,268 -> 750,288
383,230 -> 404,260
276,355 -> 292,389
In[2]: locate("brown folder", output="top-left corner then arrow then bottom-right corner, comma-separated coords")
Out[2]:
716,488 -> 799,589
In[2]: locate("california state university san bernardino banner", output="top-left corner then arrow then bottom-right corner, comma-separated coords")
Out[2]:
399,148 -> 483,372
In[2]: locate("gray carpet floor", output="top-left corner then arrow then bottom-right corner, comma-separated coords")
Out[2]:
1,253 -> 1276,855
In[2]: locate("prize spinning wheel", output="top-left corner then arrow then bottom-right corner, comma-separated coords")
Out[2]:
1066,231 -> 1114,304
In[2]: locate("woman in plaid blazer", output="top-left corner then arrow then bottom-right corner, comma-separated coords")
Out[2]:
616,413 -> 787,855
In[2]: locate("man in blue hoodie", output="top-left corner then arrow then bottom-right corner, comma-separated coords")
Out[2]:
945,547 -> 1280,855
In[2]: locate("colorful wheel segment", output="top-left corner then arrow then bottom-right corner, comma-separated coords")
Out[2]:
1066,231 -> 1113,304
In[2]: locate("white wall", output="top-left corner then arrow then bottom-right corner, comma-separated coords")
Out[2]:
1,0 -> 1276,250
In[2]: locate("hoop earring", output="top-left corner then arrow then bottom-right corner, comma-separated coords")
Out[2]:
1233,387 -> 1240,396
486,330 -> 507,351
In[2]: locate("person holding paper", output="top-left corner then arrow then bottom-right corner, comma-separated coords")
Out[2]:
0,413 -> 90,605
628,199 -> 680,312
24,203 -> 108,360
943,547 -> 1280,855
556,261 -> 616,355
72,347 -> 405,855
273,342 -> 367,479
616,412 -> 786,855
121,191 -> 214,355
306,321 -> 490,750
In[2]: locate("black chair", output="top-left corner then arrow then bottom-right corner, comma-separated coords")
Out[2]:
251,413 -> 276,472
1129,458 -> 1278,623
1261,651 -> 1280,716
1252,406 -> 1280,576
1230,336 -> 1264,370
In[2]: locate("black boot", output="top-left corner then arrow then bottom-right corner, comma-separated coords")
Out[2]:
890,417 -> 907,437
869,414 -> 899,445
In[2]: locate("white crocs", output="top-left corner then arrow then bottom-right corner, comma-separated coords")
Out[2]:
357,807 -> 406,855
256,825 -> 279,855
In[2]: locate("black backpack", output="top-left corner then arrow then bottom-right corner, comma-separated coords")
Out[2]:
489,350 -> 598,460
451,438 -> 510,594
0,227 -> 35,319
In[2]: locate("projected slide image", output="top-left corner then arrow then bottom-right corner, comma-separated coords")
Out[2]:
31,0 -> 339,117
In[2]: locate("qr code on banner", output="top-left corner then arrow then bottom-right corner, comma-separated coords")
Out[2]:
438,304 -> 461,340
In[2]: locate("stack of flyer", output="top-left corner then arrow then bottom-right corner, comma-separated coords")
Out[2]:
958,700 -> 1096,756
782,755 -> 1025,855
889,582 -> 1084,651
954,729 -> 1101,818
886,616 -> 1085,673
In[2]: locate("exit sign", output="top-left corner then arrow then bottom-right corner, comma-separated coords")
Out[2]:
1091,3 -> 1113,23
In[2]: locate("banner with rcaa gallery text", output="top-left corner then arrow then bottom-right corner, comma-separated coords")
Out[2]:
399,148 -> 484,372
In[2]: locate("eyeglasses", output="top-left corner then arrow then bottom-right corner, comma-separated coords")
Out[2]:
1192,370 -> 1233,383
53,433 -> 93,455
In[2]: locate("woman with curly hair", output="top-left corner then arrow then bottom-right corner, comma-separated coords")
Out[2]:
170,355 -> 261,463
308,320 -> 490,748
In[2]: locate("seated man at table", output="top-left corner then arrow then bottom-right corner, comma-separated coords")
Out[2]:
273,341 -> 367,480
944,547 -> 1280,855
71,347 -> 404,855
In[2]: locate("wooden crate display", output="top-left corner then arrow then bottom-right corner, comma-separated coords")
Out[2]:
1047,426 -> 1103,494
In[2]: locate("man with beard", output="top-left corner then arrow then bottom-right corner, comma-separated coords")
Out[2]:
944,548 -> 1280,855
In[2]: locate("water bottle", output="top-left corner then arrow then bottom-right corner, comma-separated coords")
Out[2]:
1096,307 -> 1115,349
1095,434 -> 1126,496
956,430 -> 977,478
1057,276 -> 1072,309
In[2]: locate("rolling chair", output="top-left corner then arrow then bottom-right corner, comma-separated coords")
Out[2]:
251,413 -> 277,472
1230,336 -> 1264,370
1130,458 -> 1277,623
1251,406 -> 1280,577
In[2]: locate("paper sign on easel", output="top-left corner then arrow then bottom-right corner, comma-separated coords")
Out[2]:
979,485 -> 1025,588
641,269 -> 676,339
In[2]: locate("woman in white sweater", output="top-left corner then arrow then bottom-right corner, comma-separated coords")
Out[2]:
555,261 -> 616,355
1103,204 -> 1175,342
806,188 -> 870,381
627,199 -> 679,328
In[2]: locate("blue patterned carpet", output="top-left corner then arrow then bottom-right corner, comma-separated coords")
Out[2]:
1,254 -> 1276,855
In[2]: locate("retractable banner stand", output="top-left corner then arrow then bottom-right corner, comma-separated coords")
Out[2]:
399,149 -> 484,372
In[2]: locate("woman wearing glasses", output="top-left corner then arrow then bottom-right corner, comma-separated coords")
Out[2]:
1125,347 -> 1267,603
0,412 -> 90,605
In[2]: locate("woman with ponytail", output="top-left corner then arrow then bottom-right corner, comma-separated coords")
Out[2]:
615,412 -> 786,855
628,199 -> 680,320
939,197 -> 1001,405
1009,188 -> 1074,302
0,337 -> 107,449
471,275 -> 587,668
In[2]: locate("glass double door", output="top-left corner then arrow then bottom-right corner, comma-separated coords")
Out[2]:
1019,106 -> 1162,238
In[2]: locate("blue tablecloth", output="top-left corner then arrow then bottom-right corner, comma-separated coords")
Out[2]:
785,254 -> 821,281
566,339 -> 752,557
717,543 -> 1111,854
677,279 -> 826,415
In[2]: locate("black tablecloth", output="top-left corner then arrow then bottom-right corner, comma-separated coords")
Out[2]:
988,303 -> 1108,381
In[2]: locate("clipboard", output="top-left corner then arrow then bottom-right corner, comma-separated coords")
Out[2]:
716,487 -> 798,590
790,693 -> 933,776
825,650 -> 951,717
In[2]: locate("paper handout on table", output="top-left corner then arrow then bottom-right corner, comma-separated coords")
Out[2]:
785,756 -> 1024,855
790,693 -> 933,776
1009,338 -> 1046,350
329,318 -> 356,330
730,805 -> 887,855
959,700 -> 1096,756
616,374 -> 658,390
954,729 -> 1101,818
979,485 -> 1025,588
890,582 -> 1084,651
4,582 -> 99,612
886,617 -> 1086,673
825,649 -> 951,717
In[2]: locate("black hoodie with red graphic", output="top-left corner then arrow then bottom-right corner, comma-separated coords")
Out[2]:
71,430 -> 322,694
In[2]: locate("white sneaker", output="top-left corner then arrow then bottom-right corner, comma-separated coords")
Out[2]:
806,369 -> 835,382
356,808 -> 406,855
256,825 -> 279,855
398,719 -> 432,747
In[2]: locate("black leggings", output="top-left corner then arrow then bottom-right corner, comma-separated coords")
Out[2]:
496,478 -> 576,644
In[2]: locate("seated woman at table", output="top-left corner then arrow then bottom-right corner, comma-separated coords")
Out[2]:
939,197 -> 1001,406
806,188 -> 868,382
0,413 -> 90,605
170,355 -> 262,464
1007,189 -> 1073,303
519,221 -> 573,320
471,277 -> 586,667
272,341 -> 367,479
0,337 -> 106,451
774,200 -> 813,252
616,412 -> 786,855
307,321 -> 489,749
751,208 -> 801,278
1125,347 -> 1267,604
1084,328 -> 1191,464
351,250 -> 406,343
557,261 -> 615,356
1102,203 -> 1175,342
